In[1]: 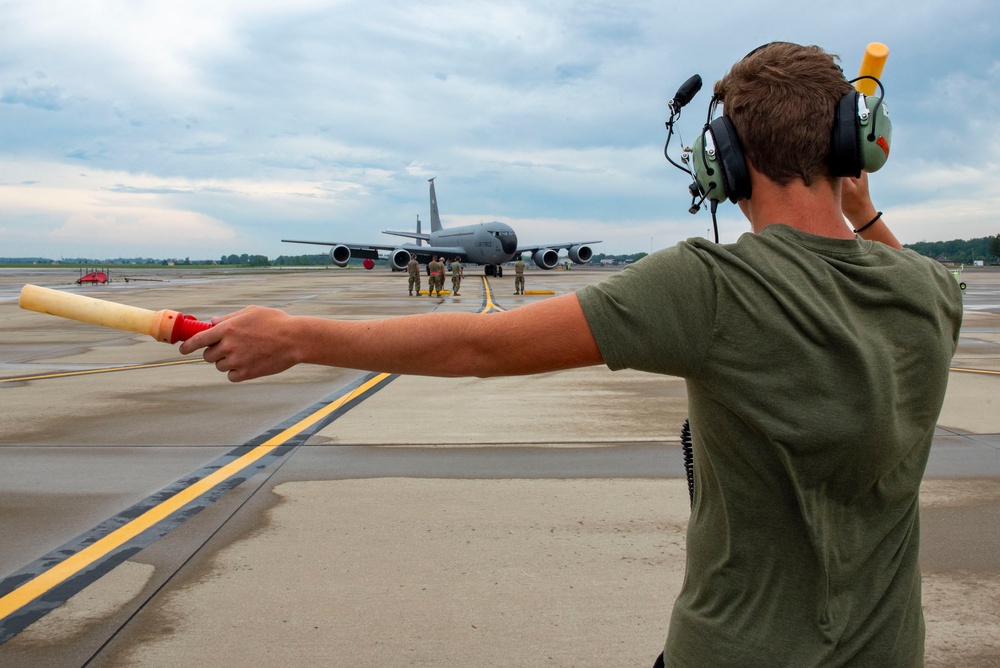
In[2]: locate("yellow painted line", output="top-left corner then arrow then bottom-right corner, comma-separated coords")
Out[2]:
0,371 -> 393,622
481,277 -> 504,313
951,367 -> 1000,376
258,372 -> 393,444
0,359 -> 204,384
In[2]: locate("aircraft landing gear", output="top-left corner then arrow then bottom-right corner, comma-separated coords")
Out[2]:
485,264 -> 504,277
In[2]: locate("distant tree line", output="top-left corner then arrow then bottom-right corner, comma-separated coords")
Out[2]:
591,252 -> 648,264
272,254 -> 331,266
219,253 -> 270,266
904,235 -> 1000,265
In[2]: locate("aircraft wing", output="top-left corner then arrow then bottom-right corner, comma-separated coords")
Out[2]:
282,239 -> 403,260
282,239 -> 467,264
515,240 -> 602,254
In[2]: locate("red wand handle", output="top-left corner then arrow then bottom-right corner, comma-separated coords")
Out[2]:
170,315 -> 214,343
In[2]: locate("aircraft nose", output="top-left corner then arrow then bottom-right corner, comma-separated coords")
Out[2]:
501,233 -> 518,255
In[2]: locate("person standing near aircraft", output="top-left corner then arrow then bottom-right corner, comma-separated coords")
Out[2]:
435,256 -> 445,296
451,256 -> 464,296
437,256 -> 446,296
182,43 -> 962,667
514,255 -> 526,295
427,256 -> 442,296
406,254 -> 421,296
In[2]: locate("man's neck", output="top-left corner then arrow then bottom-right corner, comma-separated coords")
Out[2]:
742,174 -> 854,240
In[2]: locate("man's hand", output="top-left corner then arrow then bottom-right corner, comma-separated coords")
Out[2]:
179,306 -> 302,382
840,172 -> 878,226
840,172 -> 901,249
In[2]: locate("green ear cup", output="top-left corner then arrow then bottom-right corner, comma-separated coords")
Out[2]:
859,95 -> 891,173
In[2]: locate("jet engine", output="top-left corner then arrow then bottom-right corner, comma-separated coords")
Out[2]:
568,244 -> 593,264
329,245 -> 352,267
532,248 -> 559,270
388,248 -> 411,272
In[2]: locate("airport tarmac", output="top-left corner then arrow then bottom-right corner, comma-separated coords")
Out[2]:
1,264 -> 999,667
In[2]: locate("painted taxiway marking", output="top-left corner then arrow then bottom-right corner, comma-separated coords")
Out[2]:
481,276 -> 506,313
255,371 -> 394,444
0,371 -> 396,637
0,359 -> 203,384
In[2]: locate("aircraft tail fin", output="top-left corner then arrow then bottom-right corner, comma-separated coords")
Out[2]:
429,178 -> 442,232
416,216 -> 422,245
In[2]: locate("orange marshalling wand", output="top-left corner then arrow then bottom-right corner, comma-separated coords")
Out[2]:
18,284 -> 212,344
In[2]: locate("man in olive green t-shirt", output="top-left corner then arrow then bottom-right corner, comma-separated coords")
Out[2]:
577,224 -> 961,666
182,43 -> 963,666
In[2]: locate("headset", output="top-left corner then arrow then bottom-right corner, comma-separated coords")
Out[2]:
663,48 -> 893,242
689,79 -> 891,206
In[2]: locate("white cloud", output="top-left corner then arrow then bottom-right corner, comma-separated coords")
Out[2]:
890,195 -> 1000,245
52,210 -> 234,245
0,0 -> 997,259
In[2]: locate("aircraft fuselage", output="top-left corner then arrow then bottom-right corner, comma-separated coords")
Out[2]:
432,222 -> 518,265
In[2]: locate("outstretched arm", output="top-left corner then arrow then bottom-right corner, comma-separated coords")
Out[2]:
841,172 -> 901,249
179,293 -> 605,382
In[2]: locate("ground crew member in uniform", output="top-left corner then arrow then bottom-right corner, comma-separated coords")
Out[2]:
451,256 -> 464,296
406,254 -> 421,296
514,255 -> 526,295
428,256 -> 441,296
436,256 -> 445,296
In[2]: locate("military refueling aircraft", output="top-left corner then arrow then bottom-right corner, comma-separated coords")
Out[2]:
282,178 -> 601,276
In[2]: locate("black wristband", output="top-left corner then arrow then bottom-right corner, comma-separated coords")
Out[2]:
854,211 -> 882,235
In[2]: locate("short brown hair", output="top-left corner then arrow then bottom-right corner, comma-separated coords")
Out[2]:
714,42 -> 853,186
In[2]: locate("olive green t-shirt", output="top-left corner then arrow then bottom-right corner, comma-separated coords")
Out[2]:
577,225 -> 963,667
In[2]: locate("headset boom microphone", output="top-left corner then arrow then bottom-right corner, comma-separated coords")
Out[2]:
669,74 -> 703,114
663,74 -> 703,174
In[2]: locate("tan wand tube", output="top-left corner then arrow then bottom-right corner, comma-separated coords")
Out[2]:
18,284 -> 212,344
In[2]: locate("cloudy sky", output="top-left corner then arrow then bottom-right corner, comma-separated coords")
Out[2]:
1,0 -> 997,260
